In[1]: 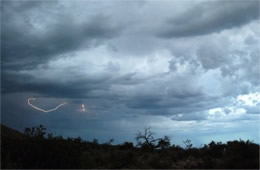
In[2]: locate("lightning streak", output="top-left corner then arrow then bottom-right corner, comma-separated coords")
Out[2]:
28,98 -> 67,113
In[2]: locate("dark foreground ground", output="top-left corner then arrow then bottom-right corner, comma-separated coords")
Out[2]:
1,124 -> 259,169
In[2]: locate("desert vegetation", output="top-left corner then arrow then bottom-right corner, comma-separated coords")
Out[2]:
1,124 -> 259,169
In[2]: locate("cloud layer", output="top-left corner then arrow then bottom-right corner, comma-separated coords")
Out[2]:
1,0 -> 259,146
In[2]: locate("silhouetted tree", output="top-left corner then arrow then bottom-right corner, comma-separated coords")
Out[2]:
208,141 -> 225,158
24,124 -> 46,138
106,138 -> 114,145
2,124 -> 259,169
92,138 -> 99,144
47,133 -> 54,139
119,142 -> 134,150
157,136 -> 171,150
135,127 -> 159,150
183,139 -> 192,149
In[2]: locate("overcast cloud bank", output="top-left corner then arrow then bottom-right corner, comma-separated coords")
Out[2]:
1,0 -> 259,146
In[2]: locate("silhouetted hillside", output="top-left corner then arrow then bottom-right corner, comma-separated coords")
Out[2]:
1,124 -> 259,169
1,124 -> 27,140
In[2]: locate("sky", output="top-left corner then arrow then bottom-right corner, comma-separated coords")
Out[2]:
1,0 -> 260,147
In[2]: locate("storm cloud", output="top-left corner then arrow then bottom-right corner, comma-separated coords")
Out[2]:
158,0 -> 259,38
1,0 -> 259,146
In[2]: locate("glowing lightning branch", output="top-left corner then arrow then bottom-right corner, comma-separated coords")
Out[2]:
28,98 -> 67,113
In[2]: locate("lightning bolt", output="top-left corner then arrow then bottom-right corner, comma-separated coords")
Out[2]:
27,97 -> 67,113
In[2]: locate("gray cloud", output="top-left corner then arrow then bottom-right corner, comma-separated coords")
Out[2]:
158,0 -> 259,38
197,40 -> 230,70
2,1 -> 123,70
1,0 -> 259,145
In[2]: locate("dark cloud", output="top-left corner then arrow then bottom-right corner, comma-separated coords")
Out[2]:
2,1 -> 123,70
1,0 -> 56,13
1,71 -> 111,98
158,0 -> 259,38
2,68 -> 220,118
1,0 -> 259,145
